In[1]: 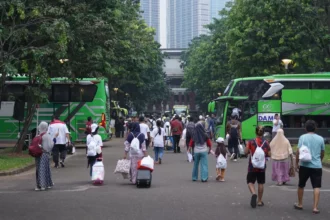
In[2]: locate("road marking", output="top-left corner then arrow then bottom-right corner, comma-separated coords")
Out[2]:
0,184 -> 94,194
269,185 -> 330,192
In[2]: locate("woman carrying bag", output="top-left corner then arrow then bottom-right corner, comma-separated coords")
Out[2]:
270,129 -> 294,186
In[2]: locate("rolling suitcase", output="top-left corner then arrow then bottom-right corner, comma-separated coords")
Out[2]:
136,169 -> 152,188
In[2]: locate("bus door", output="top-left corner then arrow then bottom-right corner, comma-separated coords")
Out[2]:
241,101 -> 258,141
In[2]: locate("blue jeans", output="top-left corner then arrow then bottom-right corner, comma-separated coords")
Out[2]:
154,147 -> 164,162
192,152 -> 209,181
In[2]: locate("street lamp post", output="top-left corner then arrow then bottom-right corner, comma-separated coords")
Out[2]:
282,59 -> 292,73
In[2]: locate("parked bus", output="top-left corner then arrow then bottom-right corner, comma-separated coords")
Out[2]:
0,77 -> 111,142
211,73 -> 330,143
172,105 -> 189,116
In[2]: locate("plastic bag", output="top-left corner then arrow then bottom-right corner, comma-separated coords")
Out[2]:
299,145 -> 312,162
187,152 -> 193,162
114,159 -> 131,174
92,161 -> 105,181
238,143 -> 244,156
138,156 -> 154,171
216,154 -> 227,169
252,141 -> 266,169
165,139 -> 172,147
179,138 -> 185,148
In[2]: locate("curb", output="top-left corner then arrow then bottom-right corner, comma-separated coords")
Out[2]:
0,153 -> 77,177
323,163 -> 330,168
0,162 -> 35,177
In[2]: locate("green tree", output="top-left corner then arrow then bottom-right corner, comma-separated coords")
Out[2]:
59,0 -> 168,111
183,0 -> 330,111
182,18 -> 231,110
0,0 -> 68,153
1,0 -> 167,153
225,0 -> 330,77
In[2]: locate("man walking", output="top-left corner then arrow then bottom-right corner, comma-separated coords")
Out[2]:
272,114 -> 283,139
48,116 -> 70,168
139,116 -> 151,149
226,114 -> 241,161
170,115 -> 183,153
294,120 -> 325,214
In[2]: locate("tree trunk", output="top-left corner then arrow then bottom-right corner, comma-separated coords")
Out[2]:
14,101 -> 36,153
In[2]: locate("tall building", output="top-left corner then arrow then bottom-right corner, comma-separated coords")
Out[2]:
210,0 -> 227,20
140,0 -> 160,43
167,0 -> 210,49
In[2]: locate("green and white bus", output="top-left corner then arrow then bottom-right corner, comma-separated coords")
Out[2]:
212,73 -> 330,143
0,77 -> 111,142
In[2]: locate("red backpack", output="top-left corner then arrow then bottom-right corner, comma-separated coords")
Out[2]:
28,132 -> 46,157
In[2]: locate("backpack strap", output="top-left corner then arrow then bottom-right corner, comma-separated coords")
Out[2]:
254,139 -> 266,148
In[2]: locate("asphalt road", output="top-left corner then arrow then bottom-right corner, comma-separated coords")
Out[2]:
0,138 -> 330,220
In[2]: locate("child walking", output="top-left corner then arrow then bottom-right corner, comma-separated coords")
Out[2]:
215,137 -> 227,182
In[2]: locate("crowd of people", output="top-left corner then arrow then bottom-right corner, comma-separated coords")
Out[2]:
32,113 -> 325,214
121,114 -> 325,213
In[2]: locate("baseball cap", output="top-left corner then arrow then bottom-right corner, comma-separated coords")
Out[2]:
216,137 -> 225,143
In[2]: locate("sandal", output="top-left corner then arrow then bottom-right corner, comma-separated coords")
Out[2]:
258,202 -> 264,207
294,203 -> 303,210
250,194 -> 257,208
312,210 -> 320,214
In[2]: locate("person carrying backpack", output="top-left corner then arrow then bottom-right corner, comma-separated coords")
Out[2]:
245,125 -> 271,208
86,124 -> 103,177
123,122 -> 148,184
226,115 -> 242,161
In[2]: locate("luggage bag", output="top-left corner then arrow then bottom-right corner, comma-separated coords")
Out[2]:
136,169 -> 152,188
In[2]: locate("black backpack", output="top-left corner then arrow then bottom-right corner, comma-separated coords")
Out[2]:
229,124 -> 238,139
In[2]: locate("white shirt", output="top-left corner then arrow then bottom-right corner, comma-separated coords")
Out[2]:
86,134 -> 103,154
151,127 -> 165,147
164,122 -> 171,136
48,122 -> 69,145
272,119 -> 283,132
139,123 -> 150,140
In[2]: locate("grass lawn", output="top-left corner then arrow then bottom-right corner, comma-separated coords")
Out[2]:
292,145 -> 330,164
0,148 -> 34,172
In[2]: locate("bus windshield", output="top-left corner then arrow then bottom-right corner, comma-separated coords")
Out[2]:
223,80 -> 233,96
216,102 -> 226,125
174,108 -> 187,116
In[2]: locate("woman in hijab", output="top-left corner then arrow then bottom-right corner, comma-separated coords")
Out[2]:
188,123 -> 212,182
123,122 -> 148,184
35,122 -> 54,191
270,128 -> 293,186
